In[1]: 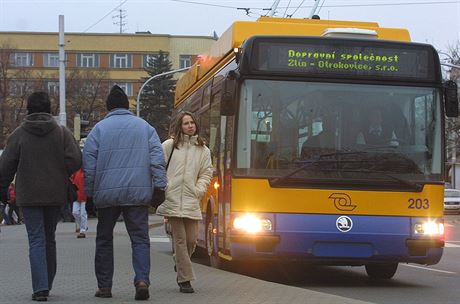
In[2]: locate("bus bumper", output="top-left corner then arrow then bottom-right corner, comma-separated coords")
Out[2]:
228,213 -> 444,265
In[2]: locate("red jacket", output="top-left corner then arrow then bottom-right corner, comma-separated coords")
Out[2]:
8,185 -> 15,203
71,169 -> 87,202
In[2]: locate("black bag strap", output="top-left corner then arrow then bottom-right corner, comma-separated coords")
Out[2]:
59,126 -> 73,180
166,144 -> 175,171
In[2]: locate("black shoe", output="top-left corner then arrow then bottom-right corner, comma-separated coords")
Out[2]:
178,281 -> 194,293
134,282 -> 149,300
95,288 -> 112,298
32,291 -> 48,301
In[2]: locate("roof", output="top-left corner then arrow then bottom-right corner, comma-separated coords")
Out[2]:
175,16 -> 411,106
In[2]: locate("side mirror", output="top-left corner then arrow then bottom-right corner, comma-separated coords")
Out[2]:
220,70 -> 238,116
444,80 -> 459,117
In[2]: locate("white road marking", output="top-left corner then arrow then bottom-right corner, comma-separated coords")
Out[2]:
445,242 -> 460,248
402,264 -> 456,274
150,237 -> 170,243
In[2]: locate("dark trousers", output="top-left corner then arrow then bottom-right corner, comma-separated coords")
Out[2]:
22,206 -> 61,293
95,206 -> 150,288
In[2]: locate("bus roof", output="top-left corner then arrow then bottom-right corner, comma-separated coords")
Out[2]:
175,17 -> 411,106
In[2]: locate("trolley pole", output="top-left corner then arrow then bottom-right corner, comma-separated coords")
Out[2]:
308,0 -> 321,18
136,67 -> 190,117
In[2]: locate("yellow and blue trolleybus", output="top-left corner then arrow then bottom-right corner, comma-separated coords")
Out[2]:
172,17 -> 458,279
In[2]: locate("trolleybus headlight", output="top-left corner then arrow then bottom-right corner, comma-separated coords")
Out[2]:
414,221 -> 444,236
233,214 -> 272,233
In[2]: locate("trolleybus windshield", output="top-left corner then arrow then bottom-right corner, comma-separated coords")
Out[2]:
235,80 -> 442,186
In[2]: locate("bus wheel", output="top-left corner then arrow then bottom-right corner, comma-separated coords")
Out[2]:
206,217 -> 224,269
365,263 -> 398,280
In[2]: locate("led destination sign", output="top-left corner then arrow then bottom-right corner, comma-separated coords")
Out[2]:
253,41 -> 435,81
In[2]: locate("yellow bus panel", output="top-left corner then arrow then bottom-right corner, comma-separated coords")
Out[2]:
231,178 -> 443,217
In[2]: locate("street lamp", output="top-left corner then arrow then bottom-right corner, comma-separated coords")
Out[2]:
136,67 -> 190,117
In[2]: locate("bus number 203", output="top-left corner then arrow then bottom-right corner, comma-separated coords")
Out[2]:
408,198 -> 430,209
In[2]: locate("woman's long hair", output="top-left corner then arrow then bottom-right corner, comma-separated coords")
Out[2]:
171,111 -> 206,148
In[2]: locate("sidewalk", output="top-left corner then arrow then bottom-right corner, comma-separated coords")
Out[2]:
0,215 -> 372,304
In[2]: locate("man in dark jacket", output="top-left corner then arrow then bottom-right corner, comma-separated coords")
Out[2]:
83,85 -> 167,301
0,91 -> 81,302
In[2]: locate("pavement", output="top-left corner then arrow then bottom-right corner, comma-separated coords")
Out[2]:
0,214 -> 373,304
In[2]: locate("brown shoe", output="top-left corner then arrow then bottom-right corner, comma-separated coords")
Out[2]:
77,233 -> 86,238
134,281 -> 149,300
95,288 -> 112,298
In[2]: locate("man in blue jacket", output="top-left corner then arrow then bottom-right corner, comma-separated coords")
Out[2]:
83,85 -> 167,301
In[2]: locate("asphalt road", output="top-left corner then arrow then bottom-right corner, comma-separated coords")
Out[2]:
154,214 -> 460,304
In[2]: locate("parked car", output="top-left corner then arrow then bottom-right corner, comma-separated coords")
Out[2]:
444,188 -> 460,214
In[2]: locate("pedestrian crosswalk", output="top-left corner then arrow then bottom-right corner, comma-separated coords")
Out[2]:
150,236 -> 170,243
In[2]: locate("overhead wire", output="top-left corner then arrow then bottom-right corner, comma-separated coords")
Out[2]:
283,0 -> 293,18
169,0 -> 240,9
168,0 -> 460,11
302,1 -> 460,8
288,0 -> 307,18
83,0 -> 128,32
316,0 -> 327,15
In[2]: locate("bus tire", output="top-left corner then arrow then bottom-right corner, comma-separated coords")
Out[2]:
365,262 -> 398,280
206,216 -> 224,269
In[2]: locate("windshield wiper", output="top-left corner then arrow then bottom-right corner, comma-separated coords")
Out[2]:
317,168 -> 423,192
355,169 -> 422,191
269,151 -> 368,186
269,152 -> 423,191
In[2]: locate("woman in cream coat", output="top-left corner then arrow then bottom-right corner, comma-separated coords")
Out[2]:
156,111 -> 213,293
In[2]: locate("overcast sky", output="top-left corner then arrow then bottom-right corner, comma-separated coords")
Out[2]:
0,0 -> 459,55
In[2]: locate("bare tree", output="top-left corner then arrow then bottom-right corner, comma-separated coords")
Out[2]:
0,42 -> 14,147
66,69 -> 109,128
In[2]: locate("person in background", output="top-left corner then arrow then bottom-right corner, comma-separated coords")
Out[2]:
156,111 -> 213,294
7,182 -> 22,224
0,91 -> 81,302
71,168 -> 87,238
301,115 -> 336,159
83,85 -> 167,301
356,107 -> 398,146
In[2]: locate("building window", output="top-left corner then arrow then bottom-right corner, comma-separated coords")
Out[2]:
110,53 -> 132,68
47,81 -> 59,96
112,82 -> 133,96
76,53 -> 99,68
179,55 -> 192,69
11,52 -> 33,67
9,81 -> 29,96
143,54 -> 157,68
43,53 -> 60,67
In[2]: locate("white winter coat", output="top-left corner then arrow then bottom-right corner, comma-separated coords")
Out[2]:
156,135 -> 213,220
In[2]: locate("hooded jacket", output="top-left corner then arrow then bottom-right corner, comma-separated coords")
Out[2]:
156,136 -> 213,220
0,113 -> 82,207
83,108 -> 167,208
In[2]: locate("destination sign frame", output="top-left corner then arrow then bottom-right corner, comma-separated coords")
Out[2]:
247,37 -> 439,83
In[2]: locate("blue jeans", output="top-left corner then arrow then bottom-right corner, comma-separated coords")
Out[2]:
95,206 -> 150,288
22,206 -> 61,293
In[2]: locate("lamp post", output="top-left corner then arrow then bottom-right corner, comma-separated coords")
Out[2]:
136,67 -> 190,117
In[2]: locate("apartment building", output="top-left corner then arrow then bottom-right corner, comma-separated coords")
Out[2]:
0,31 -> 215,100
